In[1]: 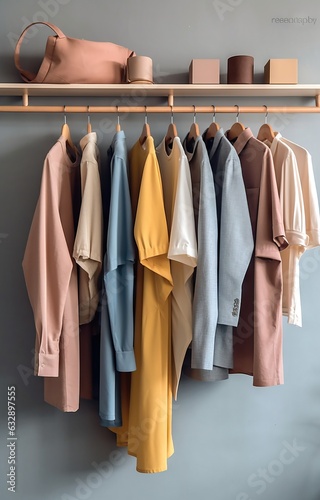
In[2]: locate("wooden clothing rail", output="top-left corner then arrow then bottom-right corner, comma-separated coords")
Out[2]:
1,104 -> 320,114
1,83 -> 320,113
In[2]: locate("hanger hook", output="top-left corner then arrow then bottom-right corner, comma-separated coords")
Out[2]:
170,105 -> 174,124
212,105 -> 216,123
87,105 -> 91,127
193,105 -> 197,123
116,105 -> 120,127
63,105 -> 67,124
235,105 -> 240,122
144,105 -> 148,125
264,105 -> 268,124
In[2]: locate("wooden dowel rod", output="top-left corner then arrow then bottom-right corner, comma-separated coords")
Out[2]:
0,105 -> 320,114
22,90 -> 28,107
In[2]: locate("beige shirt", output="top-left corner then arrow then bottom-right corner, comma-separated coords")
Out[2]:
73,132 -> 103,324
156,137 -> 197,399
22,136 -> 80,412
264,134 -> 308,327
278,134 -> 320,249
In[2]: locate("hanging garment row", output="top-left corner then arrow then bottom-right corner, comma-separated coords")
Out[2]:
22,111 -> 320,474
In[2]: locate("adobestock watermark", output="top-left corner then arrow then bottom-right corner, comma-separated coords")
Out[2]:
80,62 -> 170,142
212,0 -> 246,22
271,16 -> 317,26
235,439 -> 307,499
60,449 -> 127,500
0,233 -> 9,243
7,0 -> 73,49
60,397 -> 177,500
17,348 -> 35,386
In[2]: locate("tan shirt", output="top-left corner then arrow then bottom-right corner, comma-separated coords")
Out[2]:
73,132 -> 103,324
265,134 -> 309,326
156,137 -> 197,399
22,136 -> 80,412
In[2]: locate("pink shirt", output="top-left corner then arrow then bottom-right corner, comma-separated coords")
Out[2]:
22,136 -> 80,412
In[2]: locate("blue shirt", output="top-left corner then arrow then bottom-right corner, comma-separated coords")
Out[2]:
99,131 -> 136,427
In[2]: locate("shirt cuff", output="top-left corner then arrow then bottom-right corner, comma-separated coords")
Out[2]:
115,350 -> 136,372
285,230 -> 309,247
34,353 -> 59,377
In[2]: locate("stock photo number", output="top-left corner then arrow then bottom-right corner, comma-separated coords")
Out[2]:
7,385 -> 17,493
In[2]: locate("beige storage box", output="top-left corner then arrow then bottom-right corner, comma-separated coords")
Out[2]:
189,59 -> 220,84
264,59 -> 298,84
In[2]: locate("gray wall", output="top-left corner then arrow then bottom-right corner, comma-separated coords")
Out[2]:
1,1 -> 320,499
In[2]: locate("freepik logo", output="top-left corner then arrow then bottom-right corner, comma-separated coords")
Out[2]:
271,16 -> 317,26
7,0 -> 72,49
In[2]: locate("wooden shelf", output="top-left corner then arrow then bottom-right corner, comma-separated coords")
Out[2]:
1,83 -> 320,114
1,83 -> 320,99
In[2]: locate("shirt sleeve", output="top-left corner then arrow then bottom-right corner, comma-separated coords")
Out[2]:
73,157 -> 103,324
168,152 -> 197,269
255,147 -> 288,259
299,150 -> 320,248
22,150 -> 73,377
134,151 -> 173,302
73,159 -> 103,273
218,153 -> 254,326
191,151 -> 218,371
104,155 -> 136,372
280,147 -> 308,248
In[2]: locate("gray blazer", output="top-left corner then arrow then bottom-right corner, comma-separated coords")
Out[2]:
185,129 -> 254,380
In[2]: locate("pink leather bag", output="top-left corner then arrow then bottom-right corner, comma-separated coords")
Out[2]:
14,22 -> 136,84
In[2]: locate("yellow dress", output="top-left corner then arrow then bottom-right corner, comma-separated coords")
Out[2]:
113,136 -> 173,473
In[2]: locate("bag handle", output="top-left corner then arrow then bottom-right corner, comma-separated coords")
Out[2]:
14,22 -> 66,82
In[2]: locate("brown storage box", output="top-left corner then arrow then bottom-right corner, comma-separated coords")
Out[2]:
264,59 -> 298,84
189,59 -> 220,84
227,55 -> 254,84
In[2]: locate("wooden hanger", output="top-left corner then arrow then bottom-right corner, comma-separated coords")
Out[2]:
61,107 -> 75,150
139,106 -> 151,145
257,123 -> 275,143
87,106 -> 92,133
187,105 -> 200,142
257,107 -> 275,143
227,105 -> 245,142
116,106 -> 121,132
204,105 -> 220,141
165,106 -> 178,147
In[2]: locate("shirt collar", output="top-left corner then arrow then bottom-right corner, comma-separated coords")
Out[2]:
80,131 -> 97,151
226,127 -> 253,155
203,128 -> 224,159
182,134 -> 202,162
267,132 -> 283,156
112,129 -> 126,144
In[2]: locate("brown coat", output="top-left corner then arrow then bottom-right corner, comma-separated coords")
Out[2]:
229,128 -> 288,387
